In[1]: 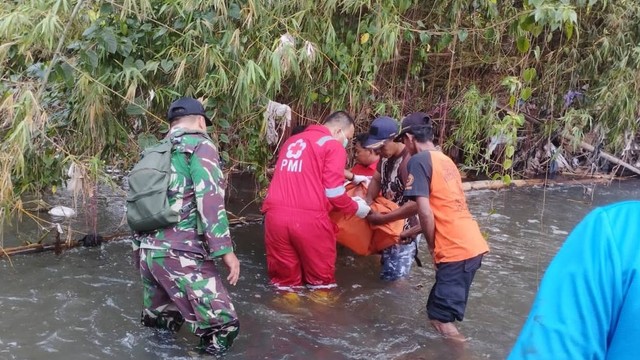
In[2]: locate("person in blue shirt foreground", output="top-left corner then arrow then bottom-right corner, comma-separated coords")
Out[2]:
508,201 -> 640,360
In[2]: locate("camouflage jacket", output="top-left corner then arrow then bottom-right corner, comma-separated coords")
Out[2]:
131,128 -> 233,258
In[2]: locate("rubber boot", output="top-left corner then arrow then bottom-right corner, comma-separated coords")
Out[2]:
141,310 -> 185,333
197,320 -> 240,356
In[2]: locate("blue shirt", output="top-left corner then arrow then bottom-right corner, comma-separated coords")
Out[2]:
508,201 -> 640,360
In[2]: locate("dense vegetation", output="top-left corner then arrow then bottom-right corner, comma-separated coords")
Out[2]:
1,0 -> 639,219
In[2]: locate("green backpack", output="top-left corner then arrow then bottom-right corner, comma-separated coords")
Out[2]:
126,131 -> 213,232
126,137 -> 179,232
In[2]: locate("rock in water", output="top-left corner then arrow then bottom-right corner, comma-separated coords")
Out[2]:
48,206 -> 76,218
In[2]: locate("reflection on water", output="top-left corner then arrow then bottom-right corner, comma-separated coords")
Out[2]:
1,179 -> 639,359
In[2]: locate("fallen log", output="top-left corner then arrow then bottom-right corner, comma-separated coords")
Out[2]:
462,174 -> 621,191
1,233 -> 129,257
1,214 -> 263,259
462,179 -> 543,191
562,134 -> 640,176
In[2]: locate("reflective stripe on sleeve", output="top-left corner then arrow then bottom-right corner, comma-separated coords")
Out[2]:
325,185 -> 346,198
316,136 -> 334,147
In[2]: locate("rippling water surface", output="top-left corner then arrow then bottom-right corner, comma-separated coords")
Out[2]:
1,178 -> 639,359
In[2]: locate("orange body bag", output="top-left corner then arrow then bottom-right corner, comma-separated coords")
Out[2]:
329,184 -> 404,255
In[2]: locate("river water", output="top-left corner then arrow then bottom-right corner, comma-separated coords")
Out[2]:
1,177 -> 638,360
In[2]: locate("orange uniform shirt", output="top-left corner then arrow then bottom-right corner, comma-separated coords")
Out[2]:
404,150 -> 489,263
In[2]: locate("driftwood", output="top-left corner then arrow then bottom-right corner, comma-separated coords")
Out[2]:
461,174 -> 620,191
1,214 -> 263,259
496,104 -> 640,177
562,134 -> 640,176
0,232 -> 130,257
462,179 -> 543,191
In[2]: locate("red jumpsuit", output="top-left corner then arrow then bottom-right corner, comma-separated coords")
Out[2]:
262,125 -> 358,289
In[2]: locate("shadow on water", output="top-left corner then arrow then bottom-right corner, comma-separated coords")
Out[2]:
1,176 -> 639,359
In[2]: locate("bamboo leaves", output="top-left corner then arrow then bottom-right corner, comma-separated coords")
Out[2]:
233,60 -> 266,110
530,1 -> 578,32
0,0 -> 639,214
170,59 -> 186,87
0,12 -> 31,40
448,86 -> 497,174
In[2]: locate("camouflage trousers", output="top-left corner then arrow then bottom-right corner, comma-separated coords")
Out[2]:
380,235 -> 422,281
139,249 -> 239,354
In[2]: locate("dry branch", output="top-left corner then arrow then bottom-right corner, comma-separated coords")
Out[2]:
0,214 -> 263,259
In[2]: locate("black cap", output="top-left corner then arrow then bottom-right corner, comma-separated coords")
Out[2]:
394,112 -> 431,141
167,97 -> 212,126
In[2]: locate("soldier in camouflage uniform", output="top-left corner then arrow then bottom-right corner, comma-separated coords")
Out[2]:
131,97 -> 240,356
363,116 -> 423,281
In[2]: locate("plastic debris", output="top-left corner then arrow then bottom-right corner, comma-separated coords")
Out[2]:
264,100 -> 292,145
48,206 -> 77,218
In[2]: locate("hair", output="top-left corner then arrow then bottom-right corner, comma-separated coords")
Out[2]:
411,125 -> 434,143
322,111 -> 355,130
291,124 -> 308,135
354,133 -> 369,147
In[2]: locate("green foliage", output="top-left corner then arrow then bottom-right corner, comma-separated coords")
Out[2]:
560,109 -> 593,150
0,0 -> 421,211
0,0 -> 639,213
488,111 -> 525,185
525,0 -> 640,155
447,86 -> 498,174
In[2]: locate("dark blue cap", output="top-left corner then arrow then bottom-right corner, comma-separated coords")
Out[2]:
363,116 -> 399,148
167,97 -> 212,126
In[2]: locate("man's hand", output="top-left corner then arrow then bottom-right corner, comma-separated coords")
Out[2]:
399,225 -> 421,240
398,232 -> 412,245
222,252 -> 240,286
351,174 -> 371,187
367,211 -> 388,225
352,196 -> 371,219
